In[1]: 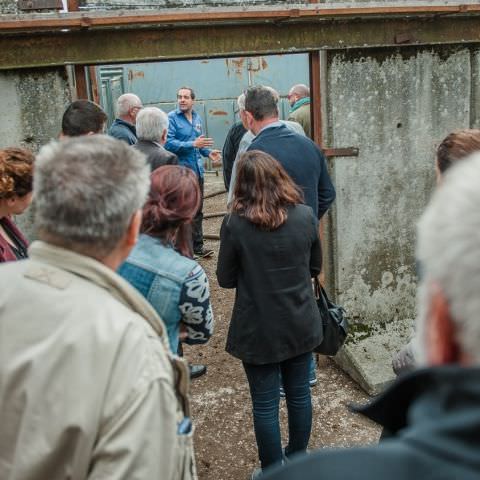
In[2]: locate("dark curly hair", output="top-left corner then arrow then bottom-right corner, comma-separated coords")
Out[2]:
0,147 -> 34,199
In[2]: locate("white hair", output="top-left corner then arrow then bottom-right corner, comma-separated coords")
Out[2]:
117,93 -> 142,116
34,135 -> 149,258
136,107 -> 168,142
417,152 -> 480,364
237,93 -> 246,111
289,84 -> 310,98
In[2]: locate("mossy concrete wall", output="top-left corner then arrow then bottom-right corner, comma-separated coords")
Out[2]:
325,46 -> 479,393
0,68 -> 71,240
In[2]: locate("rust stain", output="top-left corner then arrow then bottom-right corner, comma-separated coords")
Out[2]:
201,60 -> 209,63
226,57 -> 245,79
210,110 -> 228,116
231,58 -> 245,69
127,69 -> 144,81
261,58 -> 268,70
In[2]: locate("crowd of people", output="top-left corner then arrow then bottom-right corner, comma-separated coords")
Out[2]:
1,81 -> 480,480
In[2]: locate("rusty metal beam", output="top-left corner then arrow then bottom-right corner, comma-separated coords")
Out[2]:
2,9 -> 480,69
74,65 -> 88,99
88,65 -> 99,104
2,4 -> 480,32
324,147 -> 359,158
309,51 -> 322,146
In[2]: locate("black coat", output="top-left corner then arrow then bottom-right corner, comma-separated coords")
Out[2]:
133,140 -> 178,171
262,366 -> 480,480
216,205 -> 322,365
248,124 -> 335,219
222,121 -> 247,190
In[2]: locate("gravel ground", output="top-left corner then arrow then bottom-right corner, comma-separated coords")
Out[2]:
183,173 -> 381,480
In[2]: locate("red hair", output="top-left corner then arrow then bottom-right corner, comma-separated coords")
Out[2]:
141,165 -> 200,257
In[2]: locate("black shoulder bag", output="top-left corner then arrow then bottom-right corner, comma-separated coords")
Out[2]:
313,278 -> 348,356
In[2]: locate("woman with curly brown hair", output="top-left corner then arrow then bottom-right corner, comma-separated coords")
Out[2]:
0,147 -> 34,262
217,150 -> 322,478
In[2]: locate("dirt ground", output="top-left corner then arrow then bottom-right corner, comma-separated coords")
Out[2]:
183,173 -> 381,480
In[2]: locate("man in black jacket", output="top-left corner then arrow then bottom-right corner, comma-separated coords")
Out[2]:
133,107 -> 178,171
263,153 -> 480,480
244,86 -> 335,219
222,97 -> 247,190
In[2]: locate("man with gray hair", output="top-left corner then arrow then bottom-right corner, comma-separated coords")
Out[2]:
108,93 -> 143,145
227,90 -> 306,203
0,135 -> 195,480
134,106 -> 178,171
264,153 -> 480,480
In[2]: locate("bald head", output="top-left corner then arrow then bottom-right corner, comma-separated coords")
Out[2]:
288,84 -> 310,106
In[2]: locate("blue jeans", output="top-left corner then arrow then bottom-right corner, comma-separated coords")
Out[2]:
243,352 -> 312,470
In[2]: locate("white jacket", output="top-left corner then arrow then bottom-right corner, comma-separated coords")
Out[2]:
0,241 -> 196,480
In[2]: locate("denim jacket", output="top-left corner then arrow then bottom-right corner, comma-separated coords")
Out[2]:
118,234 -> 213,353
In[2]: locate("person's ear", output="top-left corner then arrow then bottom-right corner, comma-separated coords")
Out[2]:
161,128 -> 167,144
426,284 -> 460,365
245,111 -> 254,130
125,210 -> 142,249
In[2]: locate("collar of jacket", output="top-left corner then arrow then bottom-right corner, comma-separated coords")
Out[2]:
353,365 -> 480,434
28,240 -> 169,350
290,97 -> 310,113
174,107 -> 198,118
114,118 -> 136,134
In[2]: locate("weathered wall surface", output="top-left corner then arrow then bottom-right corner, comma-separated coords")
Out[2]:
0,0 -> 19,14
0,68 -> 71,239
325,46 -> 472,392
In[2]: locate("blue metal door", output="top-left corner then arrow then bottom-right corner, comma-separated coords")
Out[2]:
97,53 -> 309,149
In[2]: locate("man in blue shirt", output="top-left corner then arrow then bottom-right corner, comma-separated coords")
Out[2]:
165,87 -> 221,258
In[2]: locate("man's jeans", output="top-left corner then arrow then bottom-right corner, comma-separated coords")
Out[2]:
243,352 -> 312,470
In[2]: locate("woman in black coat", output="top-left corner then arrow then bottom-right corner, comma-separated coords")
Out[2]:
216,150 -> 322,478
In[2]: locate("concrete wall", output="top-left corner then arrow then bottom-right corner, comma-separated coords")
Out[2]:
0,68 -> 71,239
0,0 -> 19,14
325,46 -> 473,392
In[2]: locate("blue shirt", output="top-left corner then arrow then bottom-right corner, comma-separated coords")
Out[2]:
165,108 -> 211,178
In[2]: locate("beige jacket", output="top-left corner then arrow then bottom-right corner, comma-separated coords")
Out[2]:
288,102 -> 311,138
0,241 -> 196,480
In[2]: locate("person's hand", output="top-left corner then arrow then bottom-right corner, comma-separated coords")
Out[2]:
194,135 -> 214,148
209,149 -> 222,167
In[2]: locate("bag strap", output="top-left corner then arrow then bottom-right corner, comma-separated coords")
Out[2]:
314,276 -> 329,311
